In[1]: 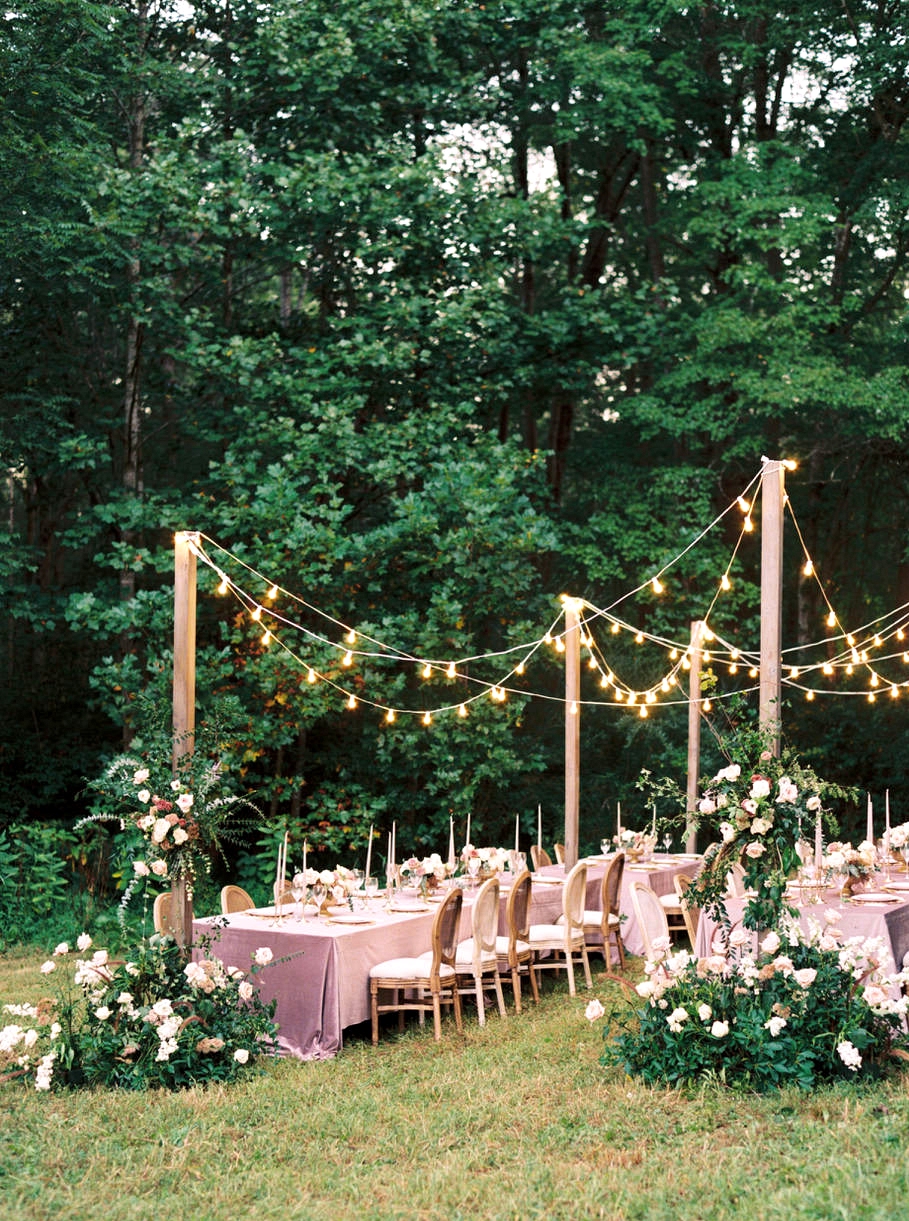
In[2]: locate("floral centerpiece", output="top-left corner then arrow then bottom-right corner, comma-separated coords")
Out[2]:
824,842 -> 877,896
591,911 -> 909,1092
292,866 -> 360,910
614,829 -> 655,860
400,854 -> 450,895
686,724 -> 853,932
461,844 -> 508,879
0,930 -> 278,1093
888,822 -> 909,862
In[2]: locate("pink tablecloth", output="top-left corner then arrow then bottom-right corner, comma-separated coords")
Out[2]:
193,875 -> 578,1060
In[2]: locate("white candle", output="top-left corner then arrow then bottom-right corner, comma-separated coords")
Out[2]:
651,803 -> 657,838
303,839 -> 307,879
866,793 -> 874,846
537,804 -> 541,849
616,801 -> 622,840
885,791 -> 891,857
465,812 -> 471,849
814,811 -> 823,874
391,821 -> 396,869
387,831 -> 392,876
364,826 -> 372,880
515,813 -> 520,852
448,816 -> 455,867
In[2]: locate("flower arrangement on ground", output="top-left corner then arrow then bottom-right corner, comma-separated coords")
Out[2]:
0,930 -> 278,1092
686,723 -> 853,931
593,912 -> 909,1092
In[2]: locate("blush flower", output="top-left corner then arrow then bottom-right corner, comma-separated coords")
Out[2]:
254,947 -> 273,966
585,999 -> 605,1022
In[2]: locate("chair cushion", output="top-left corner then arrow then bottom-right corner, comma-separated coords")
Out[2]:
454,940 -> 498,966
528,924 -> 582,946
659,894 -> 682,909
369,958 -> 456,981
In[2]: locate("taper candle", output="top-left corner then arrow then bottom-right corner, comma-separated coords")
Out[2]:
515,813 -> 520,852
866,793 -> 874,846
364,826 -> 372,880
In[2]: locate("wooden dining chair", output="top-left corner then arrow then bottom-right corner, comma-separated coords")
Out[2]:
369,888 -> 464,1044
220,884 -> 254,914
452,876 -> 507,1025
553,842 -> 566,865
527,861 -> 592,995
496,869 -> 540,1012
674,873 -> 700,947
658,885 -> 688,940
575,852 -> 626,970
153,891 -> 176,936
530,844 -> 553,871
629,881 -> 671,961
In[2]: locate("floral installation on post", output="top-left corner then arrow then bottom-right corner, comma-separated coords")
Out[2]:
590,912 -> 909,1092
0,930 -> 279,1092
81,712 -> 262,920
685,722 -> 854,932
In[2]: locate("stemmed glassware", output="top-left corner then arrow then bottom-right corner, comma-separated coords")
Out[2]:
364,875 -> 379,906
308,879 -> 325,921
291,872 -> 306,922
467,856 -> 481,886
662,832 -> 672,855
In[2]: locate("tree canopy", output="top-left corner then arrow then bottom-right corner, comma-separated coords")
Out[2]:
2,0 -> 908,857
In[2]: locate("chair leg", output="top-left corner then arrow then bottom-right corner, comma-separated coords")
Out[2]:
564,950 -> 576,996
511,966 -> 522,1013
452,982 -> 463,1033
526,960 -> 540,1004
432,990 -> 442,1040
475,975 -> 486,1026
492,970 -> 507,1018
371,981 -> 380,1046
581,943 -> 592,990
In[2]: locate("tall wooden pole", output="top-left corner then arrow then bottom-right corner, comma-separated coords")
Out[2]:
759,460 -> 784,755
171,531 -> 198,948
563,598 -> 581,868
686,620 -> 705,852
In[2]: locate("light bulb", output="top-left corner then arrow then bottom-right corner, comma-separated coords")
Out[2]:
600,673 -> 610,688
803,559 -> 814,577
347,694 -> 357,710
345,630 -> 357,645
749,667 -> 759,678
217,579 -> 229,595
827,610 -> 836,628
635,632 -> 644,644
307,668 -> 317,684
873,635 -> 883,648
806,690 -> 815,701
446,662 -> 456,679
868,692 -> 876,703
728,663 -> 738,675
737,496 -> 750,513
639,706 -> 648,718
898,629 -> 906,642
583,634 -> 594,648
720,574 -> 731,591
703,650 -> 711,663
646,691 -> 656,704
555,637 -> 565,653
703,699 -> 712,712
458,704 -> 468,718
615,689 -> 624,702
846,664 -> 854,675
891,685 -> 899,699
569,701 -> 578,715
681,656 -> 691,670
823,663 -> 833,676
790,666 -> 799,679
267,584 -> 278,600
544,632 -> 553,644
611,622 -> 620,634
870,673 -> 880,688
703,628 -> 714,642
743,515 -> 753,532
422,711 -> 432,725
261,630 -> 272,645
847,634 -> 855,647
587,657 -> 597,670
251,605 -> 262,621
627,692 -> 637,705
651,577 -> 664,594
516,662 -> 526,676
669,649 -> 679,661
730,648 -> 740,660
342,651 -> 353,667
386,709 -> 396,723
422,663 -> 432,678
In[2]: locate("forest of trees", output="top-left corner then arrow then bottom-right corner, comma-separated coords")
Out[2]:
2,0 -> 909,859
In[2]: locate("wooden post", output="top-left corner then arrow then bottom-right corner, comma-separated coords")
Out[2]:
759,460 -> 784,755
171,531 -> 199,948
563,598 -> 581,868
686,619 -> 705,852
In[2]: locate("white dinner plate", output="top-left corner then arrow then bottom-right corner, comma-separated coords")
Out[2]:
532,876 -> 564,885
328,913 -> 376,924
884,881 -> 909,891
850,892 -> 900,904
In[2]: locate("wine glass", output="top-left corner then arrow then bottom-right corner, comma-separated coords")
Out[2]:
350,868 -> 365,909
467,856 -> 481,885
308,880 -> 325,921
364,874 -> 379,905
291,871 -> 306,922
662,831 -> 672,855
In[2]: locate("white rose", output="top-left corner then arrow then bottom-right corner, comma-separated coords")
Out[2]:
76,933 -> 92,952
238,981 -> 254,1001
151,818 -> 171,844
750,777 -> 771,799
710,1020 -> 729,1037
585,999 -> 605,1022
233,1048 -> 250,1064
697,1003 -> 712,1022
806,795 -> 822,811
172,827 -> 188,845
40,961 -> 55,975
94,1007 -> 111,1021
151,860 -> 168,877
254,947 -> 273,966
137,789 -> 151,804
133,768 -> 150,784
760,931 -> 781,955
745,841 -> 765,858
53,942 -> 69,957
133,860 -> 150,877
170,779 -> 182,791
176,793 -> 194,812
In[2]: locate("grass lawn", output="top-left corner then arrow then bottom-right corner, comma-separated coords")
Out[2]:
2,945 -> 908,1221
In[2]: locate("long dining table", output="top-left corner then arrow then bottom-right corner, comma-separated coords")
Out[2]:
193,870 -> 580,1060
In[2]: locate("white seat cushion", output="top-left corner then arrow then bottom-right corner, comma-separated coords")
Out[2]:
369,958 -> 456,981
659,894 -> 682,909
528,924 -> 581,945
454,940 -> 498,966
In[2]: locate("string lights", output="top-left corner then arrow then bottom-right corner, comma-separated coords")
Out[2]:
180,460 -> 909,725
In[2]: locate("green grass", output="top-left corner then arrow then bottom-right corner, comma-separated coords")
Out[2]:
2,947 -> 908,1221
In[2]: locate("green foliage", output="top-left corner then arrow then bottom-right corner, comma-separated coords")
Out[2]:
0,824 -> 82,950
599,918 -> 909,1092
0,930 -> 278,1092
